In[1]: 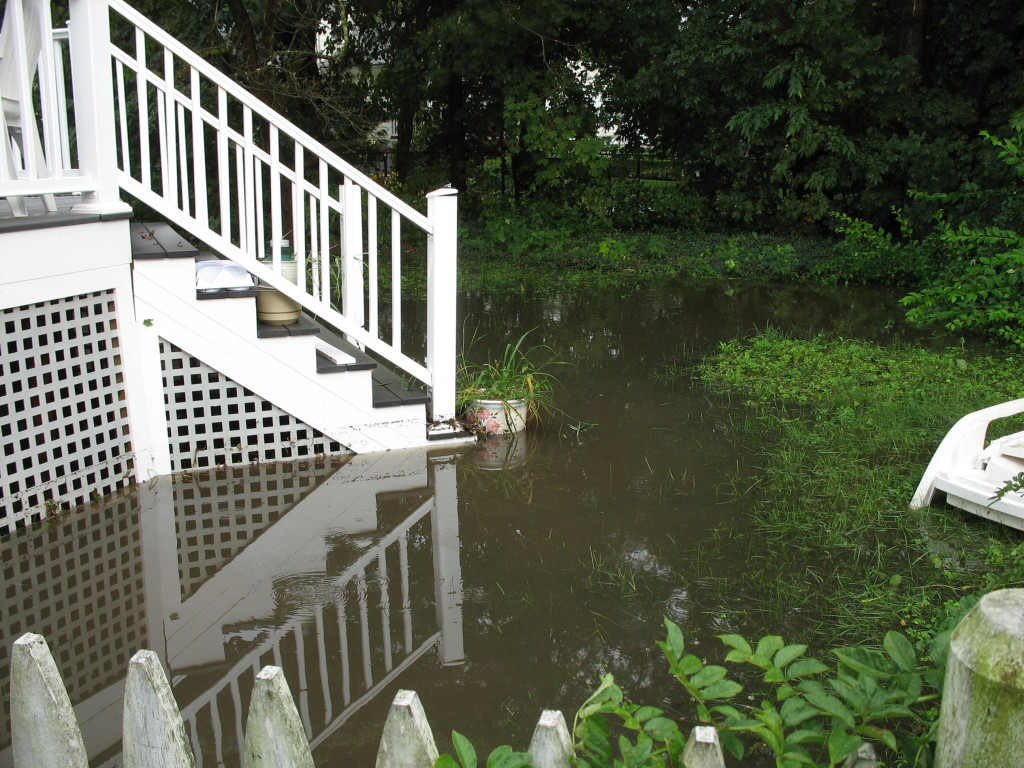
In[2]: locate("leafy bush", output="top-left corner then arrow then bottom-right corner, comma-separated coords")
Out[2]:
437,618 -> 949,768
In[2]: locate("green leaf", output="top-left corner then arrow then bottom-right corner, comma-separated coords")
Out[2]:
436,755 -> 460,768
883,632 -> 917,673
663,619 -> 685,660
827,728 -> 862,765
780,697 -> 820,728
634,707 -> 663,724
833,646 -> 896,678
453,732 -> 478,768
774,644 -> 808,670
786,658 -> 829,678
719,731 -> 745,761
754,636 -> 786,665
856,724 -> 898,752
717,634 -> 752,656
690,665 -> 727,688
700,680 -> 743,699
643,717 -> 680,741
801,691 -> 855,730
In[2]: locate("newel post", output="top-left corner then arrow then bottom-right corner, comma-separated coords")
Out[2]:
426,187 -> 458,430
935,588 -> 1024,767
66,0 -> 130,214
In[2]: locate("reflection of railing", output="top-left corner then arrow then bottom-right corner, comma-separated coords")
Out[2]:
178,495 -> 444,768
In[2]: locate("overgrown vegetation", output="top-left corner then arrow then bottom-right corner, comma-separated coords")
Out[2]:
687,330 -> 1024,651
437,617 -> 948,768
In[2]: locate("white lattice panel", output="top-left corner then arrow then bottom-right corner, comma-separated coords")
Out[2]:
0,494 -> 146,751
160,341 -> 350,471
0,292 -> 136,534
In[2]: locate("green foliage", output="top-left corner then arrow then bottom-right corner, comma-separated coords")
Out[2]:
684,329 -> 1024,664
829,114 -> 1024,347
456,330 -> 564,422
436,731 -> 533,768
565,619 -> 941,768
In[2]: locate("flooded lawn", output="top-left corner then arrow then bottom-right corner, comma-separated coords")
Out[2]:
0,279 -> 915,767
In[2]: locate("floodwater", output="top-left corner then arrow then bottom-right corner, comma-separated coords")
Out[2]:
0,279 -> 915,768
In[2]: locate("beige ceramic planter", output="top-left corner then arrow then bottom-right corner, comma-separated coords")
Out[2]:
468,398 -> 528,434
256,257 -> 300,325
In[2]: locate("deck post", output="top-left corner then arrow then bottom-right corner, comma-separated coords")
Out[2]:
66,0 -> 131,214
935,588 -> 1024,766
426,188 -> 458,430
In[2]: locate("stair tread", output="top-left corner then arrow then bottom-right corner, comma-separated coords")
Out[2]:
257,316 -> 320,337
131,222 -> 199,258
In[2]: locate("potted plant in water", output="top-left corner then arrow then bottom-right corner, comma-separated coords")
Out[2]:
456,330 -> 563,434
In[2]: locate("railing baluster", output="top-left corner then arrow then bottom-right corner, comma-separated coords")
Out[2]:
115,61 -> 131,173
319,161 -> 331,303
235,143 -> 246,252
242,106 -> 256,256
162,49 -> 178,204
269,124 -> 282,259
293,144 -> 306,284
134,26 -> 151,189
309,196 -> 320,297
368,194 -> 379,336
391,211 -> 402,350
217,88 -> 231,240
176,101 -> 190,214
190,67 -> 208,223
51,29 -> 72,171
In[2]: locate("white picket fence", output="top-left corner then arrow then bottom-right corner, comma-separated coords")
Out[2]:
12,589 -> 1024,767
8,632 -> 727,768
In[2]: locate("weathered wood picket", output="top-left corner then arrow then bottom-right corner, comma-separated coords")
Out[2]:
9,588 -> 1024,767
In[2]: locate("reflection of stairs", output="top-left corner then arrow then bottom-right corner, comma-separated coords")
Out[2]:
131,223 -> 432,453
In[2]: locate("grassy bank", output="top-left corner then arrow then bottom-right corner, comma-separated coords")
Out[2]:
680,330 -> 1024,654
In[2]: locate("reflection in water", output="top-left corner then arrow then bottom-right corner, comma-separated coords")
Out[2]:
0,280 -> 920,767
0,449 -> 465,768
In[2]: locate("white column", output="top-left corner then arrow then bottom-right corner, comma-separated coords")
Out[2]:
67,0 -> 131,214
425,188 -> 458,430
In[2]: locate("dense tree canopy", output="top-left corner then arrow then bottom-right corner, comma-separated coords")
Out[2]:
135,0 -> 1024,232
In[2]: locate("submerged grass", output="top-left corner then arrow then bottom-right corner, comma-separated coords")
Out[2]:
684,329 -> 1024,652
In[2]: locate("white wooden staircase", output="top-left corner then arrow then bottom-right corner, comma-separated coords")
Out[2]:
130,222 -> 445,454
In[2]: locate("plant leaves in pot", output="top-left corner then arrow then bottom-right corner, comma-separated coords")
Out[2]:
456,330 -> 563,434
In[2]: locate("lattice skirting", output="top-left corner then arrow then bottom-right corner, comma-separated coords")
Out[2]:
160,340 -> 349,471
0,291 -> 136,535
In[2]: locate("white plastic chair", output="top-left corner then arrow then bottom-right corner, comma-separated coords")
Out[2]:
0,0 -> 57,216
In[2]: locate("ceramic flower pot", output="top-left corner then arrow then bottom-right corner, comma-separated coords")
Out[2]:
256,248 -> 300,325
472,433 -> 528,470
468,398 -> 528,434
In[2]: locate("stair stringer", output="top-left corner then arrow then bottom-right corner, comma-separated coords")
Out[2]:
132,259 -> 430,454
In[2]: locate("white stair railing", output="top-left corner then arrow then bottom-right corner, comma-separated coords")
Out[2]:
103,0 -> 458,427
0,0 -> 459,430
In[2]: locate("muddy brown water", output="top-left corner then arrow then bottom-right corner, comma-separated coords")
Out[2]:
0,279 -> 919,767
